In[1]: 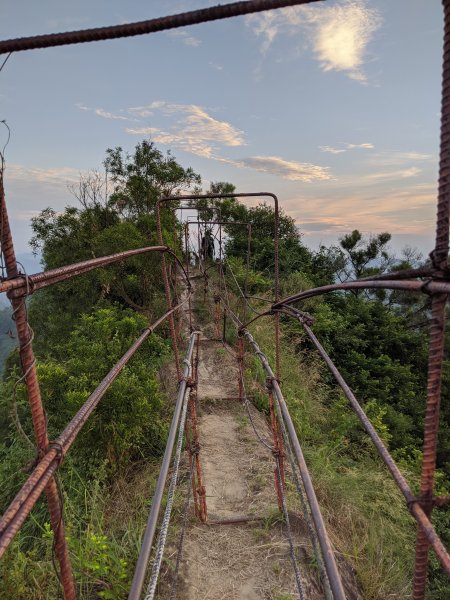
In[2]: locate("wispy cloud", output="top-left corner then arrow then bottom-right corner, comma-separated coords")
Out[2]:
168,30 -> 201,47
230,155 -> 332,182
364,167 -> 422,181
6,164 -> 80,186
95,108 -> 130,121
320,142 -> 374,154
75,104 -> 137,121
367,151 -> 435,167
320,146 -> 347,155
285,183 -> 437,236
246,0 -> 381,82
126,101 -> 245,159
347,143 -> 374,150
79,99 -> 331,182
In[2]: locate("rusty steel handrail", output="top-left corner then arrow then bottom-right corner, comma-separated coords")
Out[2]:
0,246 -> 163,294
272,278 -> 450,309
0,182 -> 75,596
0,0 -> 323,54
241,328 -> 346,600
0,245 -> 191,297
0,293 -> 192,558
128,331 -> 199,600
278,304 -> 450,577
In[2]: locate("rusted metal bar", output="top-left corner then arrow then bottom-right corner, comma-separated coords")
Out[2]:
190,333 -> 207,522
222,306 -> 227,342
0,296 -> 191,558
184,224 -> 193,332
240,328 -> 347,600
245,224 -> 252,322
238,337 -> 244,403
414,292 -> 449,599
0,245 -> 169,295
0,1 -> 323,54
272,278 -> 450,309
413,3 -> 450,596
413,2 -> 450,594
278,305 -> 450,579
268,385 -> 285,511
155,202 -> 181,380
128,332 -> 198,600
0,246 -> 191,297
0,183 -> 75,598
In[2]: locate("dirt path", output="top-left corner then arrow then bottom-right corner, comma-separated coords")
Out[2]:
175,282 -> 323,600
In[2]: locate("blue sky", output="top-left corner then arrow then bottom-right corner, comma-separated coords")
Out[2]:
0,0 -> 444,259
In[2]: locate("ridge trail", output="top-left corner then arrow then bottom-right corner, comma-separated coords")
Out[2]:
175,277 -> 324,600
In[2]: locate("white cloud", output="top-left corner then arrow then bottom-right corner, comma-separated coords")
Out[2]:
126,101 -> 245,159
6,164 -> 80,186
347,142 -> 374,149
247,0 -> 381,82
320,146 -> 347,154
368,151 -> 435,167
320,142 -> 374,154
365,167 -> 422,181
94,108 -> 131,121
79,99 -> 330,182
75,104 -> 136,121
307,1 -> 381,81
231,155 -> 332,182
168,30 -> 201,47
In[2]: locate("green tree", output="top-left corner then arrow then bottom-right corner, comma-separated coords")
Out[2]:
29,141 -> 200,350
105,140 -> 201,217
339,229 -> 392,280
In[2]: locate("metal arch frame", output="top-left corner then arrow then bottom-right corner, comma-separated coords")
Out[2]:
156,192 -> 282,378
184,219 -> 253,303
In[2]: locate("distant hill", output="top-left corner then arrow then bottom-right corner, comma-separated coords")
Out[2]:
0,253 -> 37,372
0,307 -> 17,375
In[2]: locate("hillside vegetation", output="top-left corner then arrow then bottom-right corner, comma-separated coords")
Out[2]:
0,141 -> 448,599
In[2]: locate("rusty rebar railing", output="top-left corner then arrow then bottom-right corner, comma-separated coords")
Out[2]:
0,176 -> 191,597
1,0 -> 449,596
0,1 -> 323,55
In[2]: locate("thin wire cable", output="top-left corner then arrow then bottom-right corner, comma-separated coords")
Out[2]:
239,365 -> 273,451
209,227 -> 262,318
274,455 -> 306,600
144,386 -> 191,600
168,458 -> 195,600
276,398 -> 333,600
0,52 -> 11,74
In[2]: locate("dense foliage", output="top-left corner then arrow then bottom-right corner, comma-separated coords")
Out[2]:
1,149 -> 448,598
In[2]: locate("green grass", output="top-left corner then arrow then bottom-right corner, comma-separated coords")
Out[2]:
243,317 -> 415,600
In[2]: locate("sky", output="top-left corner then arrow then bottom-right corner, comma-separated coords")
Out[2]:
0,0 -> 445,260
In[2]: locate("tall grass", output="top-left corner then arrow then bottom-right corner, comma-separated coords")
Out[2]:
245,317 -> 415,599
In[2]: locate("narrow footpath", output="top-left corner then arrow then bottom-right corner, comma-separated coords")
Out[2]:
176,281 -> 324,600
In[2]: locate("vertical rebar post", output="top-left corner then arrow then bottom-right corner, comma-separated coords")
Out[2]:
0,182 -> 75,599
187,332 -> 207,522
155,200 -> 181,380
183,224 -> 192,332
413,3 -> 450,596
